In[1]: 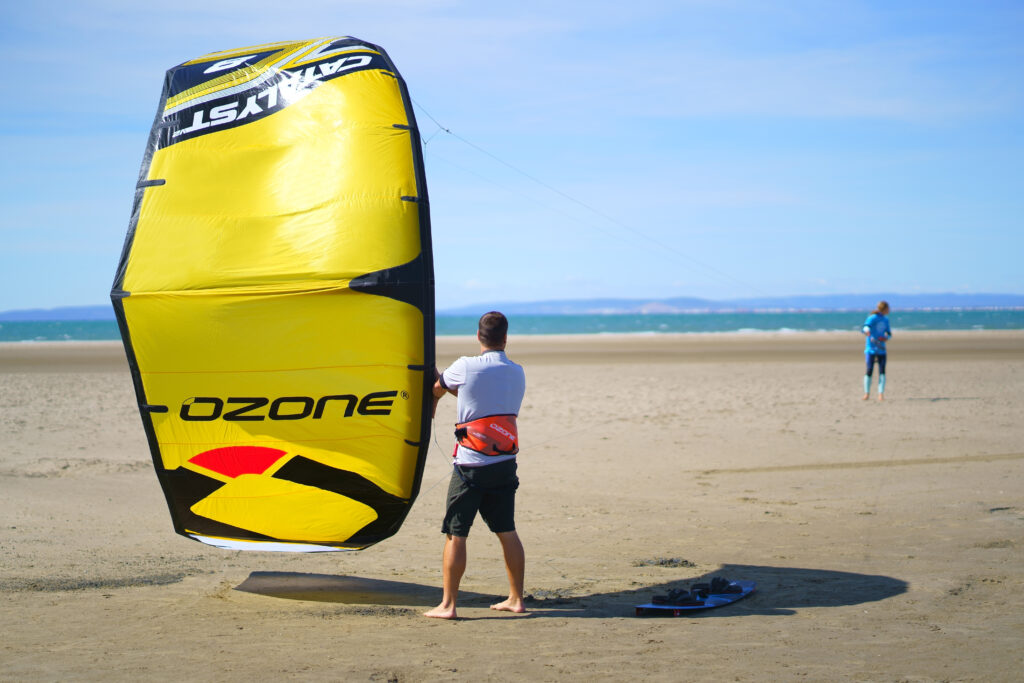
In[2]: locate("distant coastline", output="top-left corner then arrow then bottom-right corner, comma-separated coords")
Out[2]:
437,293 -> 1024,316
3,307 -> 1024,342
3,292 -> 1024,322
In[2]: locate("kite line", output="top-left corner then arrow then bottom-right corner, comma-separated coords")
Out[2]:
412,100 -> 767,297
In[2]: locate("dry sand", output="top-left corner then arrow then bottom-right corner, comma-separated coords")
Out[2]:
2,331 -> 1022,681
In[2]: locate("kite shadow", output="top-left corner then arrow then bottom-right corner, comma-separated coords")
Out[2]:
235,563 -> 907,618
235,572 -> 467,607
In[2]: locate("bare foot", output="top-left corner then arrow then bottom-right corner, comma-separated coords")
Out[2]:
423,604 -> 457,619
861,394 -> 869,401
490,598 -> 527,613
878,394 -> 884,401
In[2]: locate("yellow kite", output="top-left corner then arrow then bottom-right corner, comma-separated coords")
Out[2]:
111,37 -> 434,551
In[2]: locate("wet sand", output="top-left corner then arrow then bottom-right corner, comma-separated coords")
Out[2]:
2,331 -> 1023,681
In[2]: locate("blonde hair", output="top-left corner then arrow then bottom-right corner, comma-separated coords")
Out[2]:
875,300 -> 890,315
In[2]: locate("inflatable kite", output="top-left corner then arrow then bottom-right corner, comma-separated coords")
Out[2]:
111,37 -> 434,551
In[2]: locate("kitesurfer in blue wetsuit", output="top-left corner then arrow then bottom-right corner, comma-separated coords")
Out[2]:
862,301 -> 892,401
424,311 -> 527,619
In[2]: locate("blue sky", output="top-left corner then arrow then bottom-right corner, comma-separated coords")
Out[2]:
1,1 -> 1022,312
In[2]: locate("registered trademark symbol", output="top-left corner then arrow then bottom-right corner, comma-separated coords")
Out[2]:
401,391 -> 410,400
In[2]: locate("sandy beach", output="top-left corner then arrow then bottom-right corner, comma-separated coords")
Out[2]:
2,331 -> 1022,681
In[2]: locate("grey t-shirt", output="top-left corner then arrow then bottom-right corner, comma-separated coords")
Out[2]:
441,350 -> 526,466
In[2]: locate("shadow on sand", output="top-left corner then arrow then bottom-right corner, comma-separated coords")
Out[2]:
235,564 -> 908,618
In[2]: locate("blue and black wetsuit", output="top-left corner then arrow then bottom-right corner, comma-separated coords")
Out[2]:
863,313 -> 891,393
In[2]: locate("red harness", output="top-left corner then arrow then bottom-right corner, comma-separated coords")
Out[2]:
454,414 -> 519,456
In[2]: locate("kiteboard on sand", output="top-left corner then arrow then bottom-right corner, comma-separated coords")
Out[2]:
635,577 -> 755,616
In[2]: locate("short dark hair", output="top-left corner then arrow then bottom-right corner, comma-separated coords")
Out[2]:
478,311 -> 508,347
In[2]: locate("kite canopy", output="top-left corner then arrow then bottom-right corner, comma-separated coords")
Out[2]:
111,37 -> 434,551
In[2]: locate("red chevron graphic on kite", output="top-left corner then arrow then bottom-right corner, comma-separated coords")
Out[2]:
188,446 -> 288,478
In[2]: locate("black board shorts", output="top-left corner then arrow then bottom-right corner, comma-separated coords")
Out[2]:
441,460 -> 519,537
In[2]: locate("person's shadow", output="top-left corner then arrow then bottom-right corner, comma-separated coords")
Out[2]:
234,564 -> 907,618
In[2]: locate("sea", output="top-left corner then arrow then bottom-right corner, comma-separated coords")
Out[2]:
2,309 -> 1023,342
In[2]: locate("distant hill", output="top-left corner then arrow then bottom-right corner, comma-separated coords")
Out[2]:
2,293 -> 1023,321
0,305 -> 116,321
439,293 -> 1024,315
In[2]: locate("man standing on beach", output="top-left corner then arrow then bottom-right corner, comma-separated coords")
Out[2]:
424,311 -> 527,620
